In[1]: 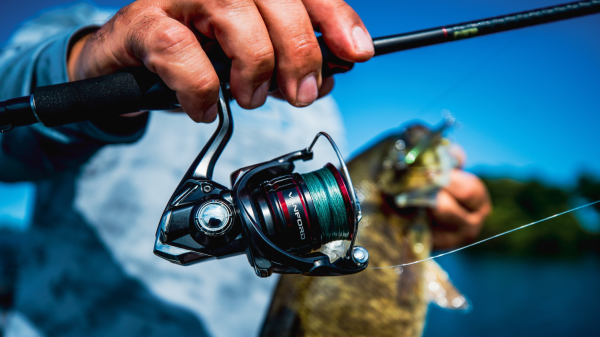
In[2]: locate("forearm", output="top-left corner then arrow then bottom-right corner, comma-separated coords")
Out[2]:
0,5 -> 148,182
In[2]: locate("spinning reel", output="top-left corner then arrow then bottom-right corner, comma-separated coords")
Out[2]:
153,84 -> 369,277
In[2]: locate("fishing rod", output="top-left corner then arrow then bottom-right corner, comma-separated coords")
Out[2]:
0,0 -> 599,132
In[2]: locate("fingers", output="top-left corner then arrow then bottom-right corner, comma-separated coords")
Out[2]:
431,189 -> 482,249
71,0 -> 362,121
302,0 -> 374,63
268,76 -> 334,101
445,170 -> 490,213
83,2 -> 222,123
318,76 -> 335,98
254,0 -> 322,107
191,0 -> 275,110
431,170 -> 491,250
131,15 -> 220,122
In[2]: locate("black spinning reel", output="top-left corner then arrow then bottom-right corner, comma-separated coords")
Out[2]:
153,84 -> 369,277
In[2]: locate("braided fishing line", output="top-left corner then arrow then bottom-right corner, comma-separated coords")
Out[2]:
370,200 -> 600,269
301,167 -> 350,243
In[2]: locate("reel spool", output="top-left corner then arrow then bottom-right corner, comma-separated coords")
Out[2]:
254,163 -> 355,254
154,85 -> 368,277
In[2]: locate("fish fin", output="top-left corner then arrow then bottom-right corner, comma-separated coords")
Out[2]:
424,260 -> 470,311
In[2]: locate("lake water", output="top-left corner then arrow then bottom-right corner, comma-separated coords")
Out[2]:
423,253 -> 600,336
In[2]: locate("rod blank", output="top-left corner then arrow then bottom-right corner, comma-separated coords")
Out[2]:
373,0 -> 600,55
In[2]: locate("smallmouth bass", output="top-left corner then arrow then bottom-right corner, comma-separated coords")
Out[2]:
260,121 -> 467,337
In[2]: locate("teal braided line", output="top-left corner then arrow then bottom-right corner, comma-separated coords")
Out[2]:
316,168 -> 349,241
301,167 -> 350,243
301,170 -> 331,241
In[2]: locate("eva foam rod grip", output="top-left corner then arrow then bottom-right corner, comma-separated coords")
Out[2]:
31,37 -> 353,127
32,70 -> 175,127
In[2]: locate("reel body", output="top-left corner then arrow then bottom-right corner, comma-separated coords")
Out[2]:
154,85 -> 368,277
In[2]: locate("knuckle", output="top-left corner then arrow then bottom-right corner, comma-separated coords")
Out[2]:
436,189 -> 452,206
198,74 -> 220,95
248,42 -> 275,73
95,5 -> 141,47
330,0 -> 351,13
123,11 -> 164,55
148,23 -> 194,55
216,0 -> 256,13
260,0 -> 298,4
289,32 -> 320,57
111,5 -> 135,26
466,216 -> 481,230
258,0 -> 301,11
330,0 -> 360,21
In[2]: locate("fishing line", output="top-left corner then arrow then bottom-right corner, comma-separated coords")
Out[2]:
301,167 -> 351,242
416,31 -> 527,116
369,200 -> 600,269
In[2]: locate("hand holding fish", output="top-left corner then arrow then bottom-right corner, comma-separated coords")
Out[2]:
432,169 -> 491,249
431,145 -> 491,249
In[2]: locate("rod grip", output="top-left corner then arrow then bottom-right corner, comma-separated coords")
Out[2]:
30,37 -> 354,127
34,71 -> 143,127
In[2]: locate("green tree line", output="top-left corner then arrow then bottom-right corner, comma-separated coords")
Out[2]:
469,174 -> 600,256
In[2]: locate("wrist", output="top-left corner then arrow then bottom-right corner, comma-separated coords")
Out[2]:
67,32 -> 93,82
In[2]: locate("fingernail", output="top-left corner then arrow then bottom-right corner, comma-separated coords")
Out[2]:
352,26 -> 374,53
203,103 -> 218,123
296,74 -> 318,106
250,81 -> 270,108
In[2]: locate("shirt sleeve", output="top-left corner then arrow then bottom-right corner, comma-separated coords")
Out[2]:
0,3 -> 149,182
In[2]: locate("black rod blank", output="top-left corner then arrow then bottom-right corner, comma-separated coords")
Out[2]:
373,0 -> 600,55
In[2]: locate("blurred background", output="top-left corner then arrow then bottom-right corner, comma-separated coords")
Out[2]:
1,0 -> 599,336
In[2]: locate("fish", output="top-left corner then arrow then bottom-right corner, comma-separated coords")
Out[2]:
260,120 -> 468,337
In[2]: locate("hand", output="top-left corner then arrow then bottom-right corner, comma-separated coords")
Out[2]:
430,147 -> 492,250
67,0 -> 374,123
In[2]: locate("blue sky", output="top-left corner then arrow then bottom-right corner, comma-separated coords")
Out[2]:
0,0 -> 598,226
339,0 -> 600,185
